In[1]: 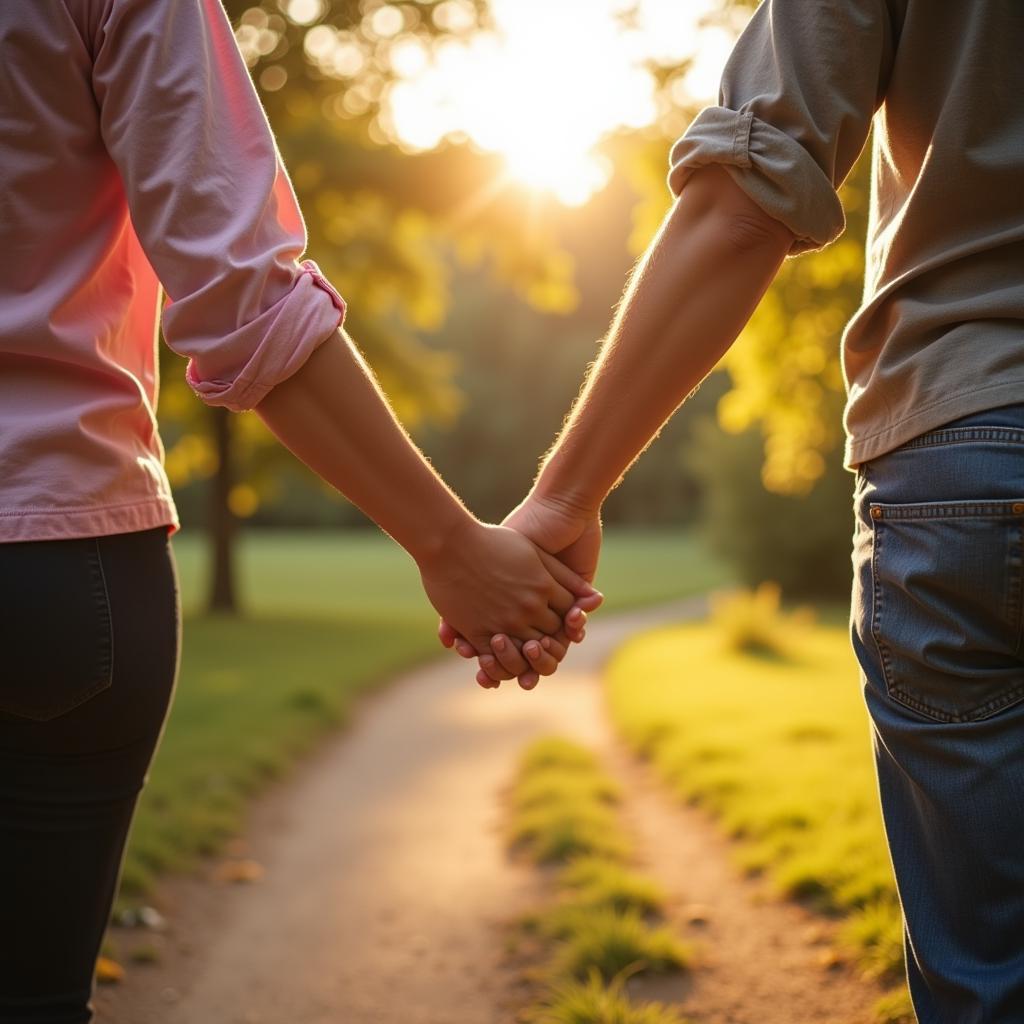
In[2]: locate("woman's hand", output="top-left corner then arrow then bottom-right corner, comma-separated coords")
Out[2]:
418,519 -> 598,654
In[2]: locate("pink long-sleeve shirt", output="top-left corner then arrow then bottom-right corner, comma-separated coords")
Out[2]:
0,0 -> 346,542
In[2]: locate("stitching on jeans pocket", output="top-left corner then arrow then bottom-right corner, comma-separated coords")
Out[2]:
869,501 -> 1024,724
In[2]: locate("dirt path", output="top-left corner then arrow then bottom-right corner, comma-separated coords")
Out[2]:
96,600 -> 885,1024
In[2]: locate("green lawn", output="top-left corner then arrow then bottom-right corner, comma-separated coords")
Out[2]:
171,526 -> 728,618
604,616 -> 909,1009
119,527 -> 729,903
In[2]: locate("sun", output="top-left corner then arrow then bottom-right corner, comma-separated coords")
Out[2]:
383,0 -> 720,207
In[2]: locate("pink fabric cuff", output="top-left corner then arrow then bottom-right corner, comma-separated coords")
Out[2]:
184,260 -> 346,412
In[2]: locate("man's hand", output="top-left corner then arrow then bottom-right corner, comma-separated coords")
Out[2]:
438,494 -> 604,689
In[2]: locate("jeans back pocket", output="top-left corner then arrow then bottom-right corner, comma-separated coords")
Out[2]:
870,499 -> 1024,723
0,537 -> 114,721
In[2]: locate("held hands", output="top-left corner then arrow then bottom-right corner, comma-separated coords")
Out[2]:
437,494 -> 604,690
416,517 -> 599,660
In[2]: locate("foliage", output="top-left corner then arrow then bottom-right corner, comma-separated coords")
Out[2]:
687,417 -> 855,599
605,620 -> 905,987
708,582 -> 815,659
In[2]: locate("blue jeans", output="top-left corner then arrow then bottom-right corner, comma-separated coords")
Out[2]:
851,405 -> 1024,1023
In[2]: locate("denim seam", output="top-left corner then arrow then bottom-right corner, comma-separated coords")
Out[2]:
1012,522 -> 1024,658
895,427 -> 1024,451
871,501 -> 1024,520
869,517 -> 900,708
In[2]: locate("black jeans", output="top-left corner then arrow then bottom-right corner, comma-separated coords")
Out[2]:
0,527 -> 180,1023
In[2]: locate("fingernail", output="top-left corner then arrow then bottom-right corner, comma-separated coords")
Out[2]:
541,636 -> 552,650
494,636 -> 506,652
525,642 -> 540,659
480,656 -> 494,668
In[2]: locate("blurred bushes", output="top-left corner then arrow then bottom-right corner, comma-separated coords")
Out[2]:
687,418 -> 855,600
709,582 -> 814,659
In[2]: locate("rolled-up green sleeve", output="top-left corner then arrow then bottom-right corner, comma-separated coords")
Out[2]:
669,0 -> 897,255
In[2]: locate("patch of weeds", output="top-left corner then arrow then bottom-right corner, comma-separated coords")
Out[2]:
872,987 -> 915,1024
521,737 -> 602,774
525,970 -> 688,1024
841,900 -> 905,982
513,773 -> 621,813
548,908 -> 690,982
511,802 -> 628,864
560,857 -> 666,916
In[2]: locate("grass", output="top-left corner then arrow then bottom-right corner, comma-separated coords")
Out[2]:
119,615 -> 437,899
559,858 -> 665,917
118,527 -> 726,905
872,988 -> 915,1024
548,909 -> 689,981
171,527 -> 730,618
509,736 -> 689,1024
604,609 -> 908,1003
525,972 -> 687,1024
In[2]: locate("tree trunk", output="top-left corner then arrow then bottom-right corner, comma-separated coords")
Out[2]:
208,406 -> 239,614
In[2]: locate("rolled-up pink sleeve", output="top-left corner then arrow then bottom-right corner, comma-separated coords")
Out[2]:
92,0 -> 345,411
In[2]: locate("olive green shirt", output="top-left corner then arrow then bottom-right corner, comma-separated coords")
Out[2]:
669,0 -> 1024,467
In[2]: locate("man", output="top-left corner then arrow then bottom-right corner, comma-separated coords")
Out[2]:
449,2 -> 1024,1019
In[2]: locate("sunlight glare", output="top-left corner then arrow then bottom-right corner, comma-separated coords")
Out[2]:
385,0 -> 721,206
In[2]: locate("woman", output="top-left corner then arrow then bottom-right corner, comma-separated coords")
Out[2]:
0,1 -> 598,1020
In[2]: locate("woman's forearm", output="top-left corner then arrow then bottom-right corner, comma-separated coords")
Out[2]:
532,165 -> 793,513
256,328 -> 473,566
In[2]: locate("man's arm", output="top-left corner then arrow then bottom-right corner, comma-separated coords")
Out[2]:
463,164 -> 792,685
532,164 -> 792,513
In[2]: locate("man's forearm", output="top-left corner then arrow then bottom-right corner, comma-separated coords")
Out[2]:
256,328 -> 473,566
532,165 -> 793,513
